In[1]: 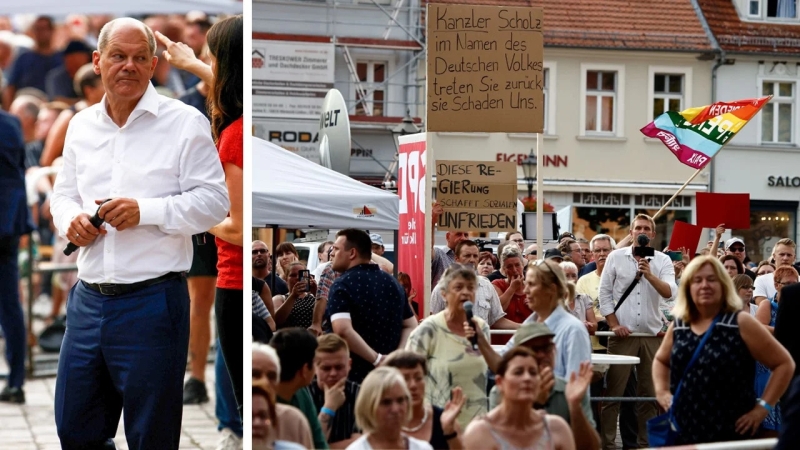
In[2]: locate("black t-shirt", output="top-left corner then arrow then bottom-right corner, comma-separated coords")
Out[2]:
745,268 -> 757,282
253,276 -> 266,294
264,273 -> 289,296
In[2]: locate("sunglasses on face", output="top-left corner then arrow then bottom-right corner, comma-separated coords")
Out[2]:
252,249 -> 268,255
729,247 -> 745,253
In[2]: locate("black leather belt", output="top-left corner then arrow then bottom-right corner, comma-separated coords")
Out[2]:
83,272 -> 183,296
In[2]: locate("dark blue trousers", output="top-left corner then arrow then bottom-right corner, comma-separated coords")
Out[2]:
0,236 -> 25,389
54,277 -> 190,450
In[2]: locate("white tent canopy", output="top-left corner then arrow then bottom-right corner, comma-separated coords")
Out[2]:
252,137 -> 400,230
4,0 -> 242,15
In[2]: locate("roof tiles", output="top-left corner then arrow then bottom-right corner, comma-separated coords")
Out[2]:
424,0 -> 713,52
698,0 -> 800,54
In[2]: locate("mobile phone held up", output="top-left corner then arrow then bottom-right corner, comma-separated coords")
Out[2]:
666,251 -> 683,262
299,270 -> 311,290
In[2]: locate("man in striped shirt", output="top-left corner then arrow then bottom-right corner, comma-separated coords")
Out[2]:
308,334 -> 361,448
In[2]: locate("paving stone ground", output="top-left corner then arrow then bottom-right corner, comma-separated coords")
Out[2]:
0,364 -> 223,450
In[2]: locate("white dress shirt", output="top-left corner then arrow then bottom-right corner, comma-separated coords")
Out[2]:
430,275 -> 505,325
598,246 -> 677,334
51,83 -> 229,284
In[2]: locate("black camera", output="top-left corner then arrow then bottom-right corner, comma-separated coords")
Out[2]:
633,246 -> 655,258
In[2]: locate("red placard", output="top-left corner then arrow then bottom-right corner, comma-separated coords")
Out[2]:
668,221 -> 703,256
398,134 -> 427,318
696,193 -> 751,229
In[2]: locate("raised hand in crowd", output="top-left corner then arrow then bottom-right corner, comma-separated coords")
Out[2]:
565,361 -> 593,407
440,387 -> 466,438
154,30 -> 213,86
536,366 -> 556,406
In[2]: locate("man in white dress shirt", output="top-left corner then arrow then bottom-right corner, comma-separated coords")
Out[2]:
50,18 -> 229,450
598,214 -> 677,450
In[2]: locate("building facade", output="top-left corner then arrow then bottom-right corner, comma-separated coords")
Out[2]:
426,0 -> 715,247
699,0 -> 800,261
252,0 -> 425,186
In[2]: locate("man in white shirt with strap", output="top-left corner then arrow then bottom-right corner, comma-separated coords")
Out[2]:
598,214 -> 677,450
50,18 -> 229,450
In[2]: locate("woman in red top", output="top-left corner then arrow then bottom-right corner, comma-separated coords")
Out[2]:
204,16 -> 244,417
492,246 -> 531,323
158,15 -> 244,416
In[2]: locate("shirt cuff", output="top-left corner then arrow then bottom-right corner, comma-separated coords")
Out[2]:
58,209 -> 82,237
598,299 -> 614,317
137,198 -> 167,226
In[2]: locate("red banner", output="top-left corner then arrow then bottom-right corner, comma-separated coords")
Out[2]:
398,134 -> 427,318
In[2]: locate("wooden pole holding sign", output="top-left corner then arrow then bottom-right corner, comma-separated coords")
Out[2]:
652,167 -> 703,221
536,133 -> 543,259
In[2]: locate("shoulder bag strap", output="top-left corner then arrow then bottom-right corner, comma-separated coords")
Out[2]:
613,272 -> 642,313
672,314 -> 722,406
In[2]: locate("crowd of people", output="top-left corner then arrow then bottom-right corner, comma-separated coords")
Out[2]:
0,12 -> 245,450
251,208 -> 800,449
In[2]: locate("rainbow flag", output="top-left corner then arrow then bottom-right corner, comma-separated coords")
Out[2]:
641,96 -> 771,169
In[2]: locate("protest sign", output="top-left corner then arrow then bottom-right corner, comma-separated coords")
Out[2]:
668,221 -> 703,256
426,3 -> 544,133
696,192 -> 751,229
436,160 -> 517,232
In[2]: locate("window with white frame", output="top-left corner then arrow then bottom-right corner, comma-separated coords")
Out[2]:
761,81 -> 794,144
355,61 -> 387,116
652,74 -> 684,119
747,0 -> 797,19
585,70 -> 617,133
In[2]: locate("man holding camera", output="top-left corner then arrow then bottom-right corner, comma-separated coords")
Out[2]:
598,214 -> 677,450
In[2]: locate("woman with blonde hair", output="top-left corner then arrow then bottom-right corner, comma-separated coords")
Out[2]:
469,259 -> 592,382
559,261 -> 597,335
652,256 -> 794,445
406,264 -> 489,430
348,366 -> 433,450
462,347 -> 575,450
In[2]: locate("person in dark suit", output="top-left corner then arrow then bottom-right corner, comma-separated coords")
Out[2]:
774,283 -> 800,393
776,375 -> 800,449
0,109 -> 35,403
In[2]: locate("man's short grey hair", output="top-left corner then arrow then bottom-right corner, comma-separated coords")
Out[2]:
252,342 -> 280,380
97,18 -> 157,57
589,234 -> 617,252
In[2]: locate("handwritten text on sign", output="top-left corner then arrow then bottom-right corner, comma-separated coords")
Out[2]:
436,160 -> 517,232
426,4 -> 544,133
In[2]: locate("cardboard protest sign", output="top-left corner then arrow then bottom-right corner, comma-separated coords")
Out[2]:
426,3 -> 544,133
436,160 -> 517,232
668,221 -> 703,256
696,192 -> 750,229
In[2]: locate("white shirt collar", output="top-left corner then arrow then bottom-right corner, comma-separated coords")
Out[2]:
96,82 -> 161,122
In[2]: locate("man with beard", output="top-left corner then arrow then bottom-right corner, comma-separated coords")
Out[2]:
430,239 -> 519,331
253,240 -> 288,296
3,16 -> 62,109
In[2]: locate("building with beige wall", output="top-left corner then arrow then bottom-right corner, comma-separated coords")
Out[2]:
427,0 -> 716,246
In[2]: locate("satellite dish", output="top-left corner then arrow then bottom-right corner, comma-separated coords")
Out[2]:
319,89 -> 351,176
319,135 -> 331,169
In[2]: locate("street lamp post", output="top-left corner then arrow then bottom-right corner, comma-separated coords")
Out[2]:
386,110 -> 421,187
522,148 -> 537,201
